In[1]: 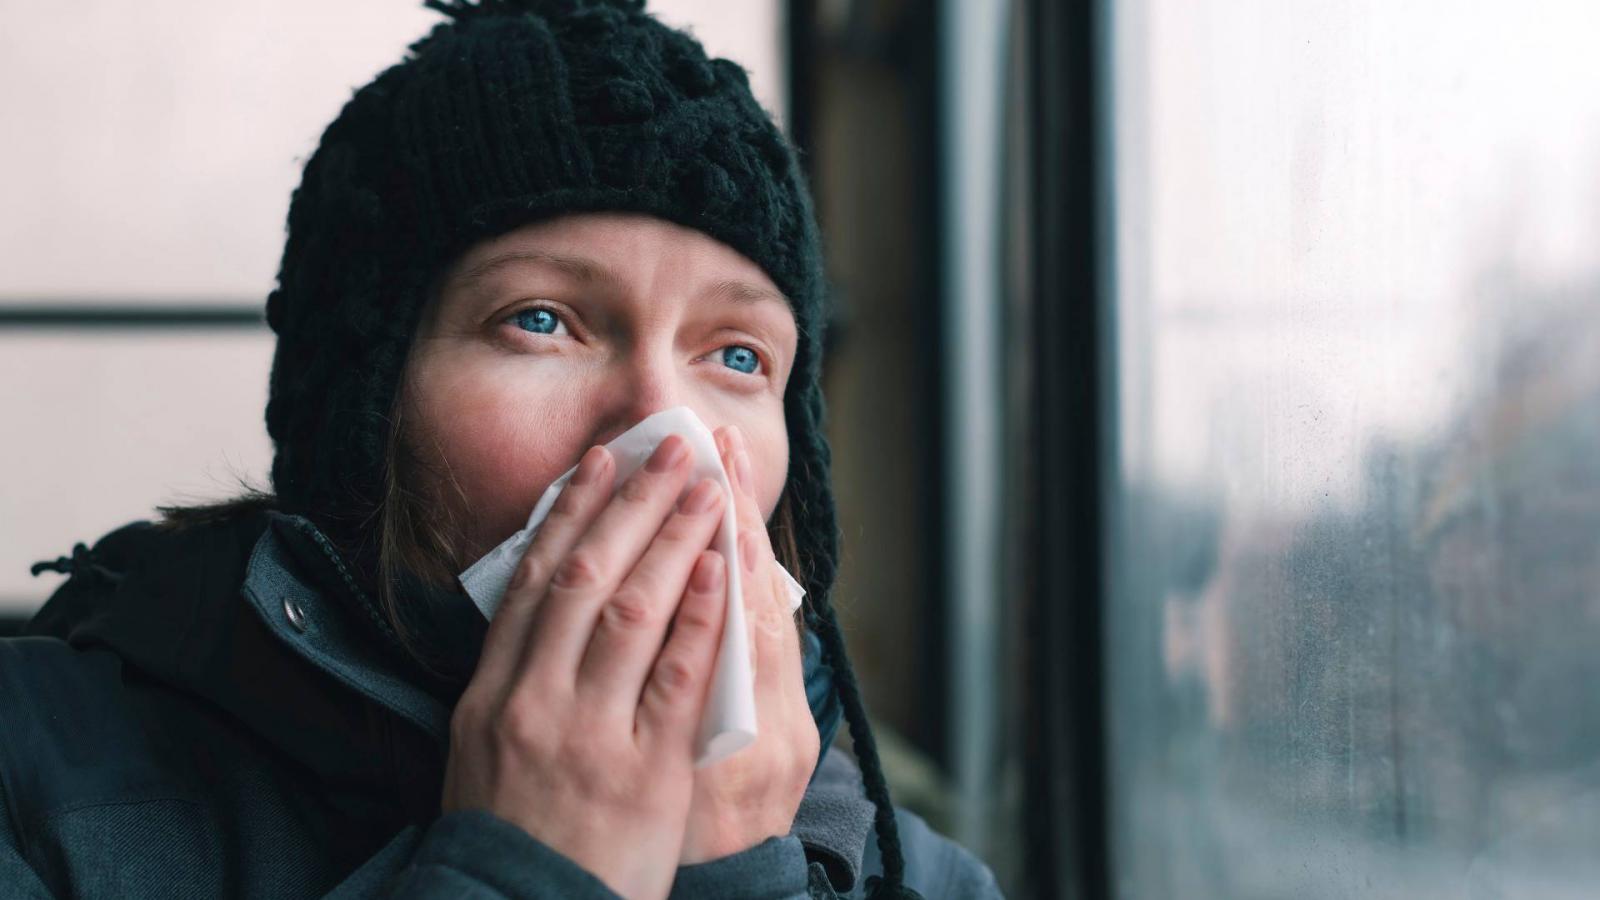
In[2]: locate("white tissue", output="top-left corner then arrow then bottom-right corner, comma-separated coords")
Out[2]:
459,406 -> 805,767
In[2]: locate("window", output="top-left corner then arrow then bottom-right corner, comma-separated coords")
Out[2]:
1101,0 -> 1600,895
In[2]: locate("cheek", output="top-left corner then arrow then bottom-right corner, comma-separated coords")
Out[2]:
407,363 -> 591,555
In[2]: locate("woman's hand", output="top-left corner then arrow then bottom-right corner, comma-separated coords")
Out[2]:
677,425 -> 823,865
442,435 -> 730,900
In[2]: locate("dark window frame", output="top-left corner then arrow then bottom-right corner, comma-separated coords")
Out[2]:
0,304 -> 265,329
1018,0 -> 1110,897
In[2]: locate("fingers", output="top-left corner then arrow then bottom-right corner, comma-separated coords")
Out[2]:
718,425 -> 765,536
473,444 -> 616,696
769,563 -> 807,710
576,476 -> 727,719
635,550 -> 729,748
717,426 -> 798,710
518,435 -> 696,687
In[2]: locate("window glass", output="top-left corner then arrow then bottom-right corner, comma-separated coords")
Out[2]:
1105,1 -> 1600,896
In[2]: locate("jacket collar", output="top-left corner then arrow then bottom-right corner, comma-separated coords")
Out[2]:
241,512 -> 455,741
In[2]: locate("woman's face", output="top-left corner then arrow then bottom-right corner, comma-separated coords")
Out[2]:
402,212 -> 799,562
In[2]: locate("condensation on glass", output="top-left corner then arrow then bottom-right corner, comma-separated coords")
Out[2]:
1104,1 -> 1600,897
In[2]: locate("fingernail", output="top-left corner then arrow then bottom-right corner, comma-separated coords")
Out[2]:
572,446 -> 608,485
647,435 -> 689,473
735,447 -> 753,495
507,560 -> 531,592
691,552 -> 724,592
680,478 -> 721,514
740,530 -> 760,574
723,427 -> 742,485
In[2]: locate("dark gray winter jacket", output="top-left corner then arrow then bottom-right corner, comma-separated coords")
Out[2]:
0,510 -> 1000,898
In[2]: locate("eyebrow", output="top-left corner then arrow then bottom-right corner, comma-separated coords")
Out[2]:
453,250 -> 791,309
703,278 -> 790,309
453,250 -> 614,289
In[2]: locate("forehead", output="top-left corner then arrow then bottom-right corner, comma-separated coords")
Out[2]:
443,211 -> 791,308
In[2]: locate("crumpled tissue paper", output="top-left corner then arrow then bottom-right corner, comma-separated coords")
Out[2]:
459,405 -> 805,767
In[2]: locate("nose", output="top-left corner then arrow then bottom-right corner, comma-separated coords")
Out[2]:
590,345 -> 690,445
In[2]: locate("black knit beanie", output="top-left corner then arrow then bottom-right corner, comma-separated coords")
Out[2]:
263,0 -> 918,896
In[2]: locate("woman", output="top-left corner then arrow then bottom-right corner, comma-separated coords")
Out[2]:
2,1 -> 1001,898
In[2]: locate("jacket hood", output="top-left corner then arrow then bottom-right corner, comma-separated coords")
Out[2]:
25,511 -> 428,808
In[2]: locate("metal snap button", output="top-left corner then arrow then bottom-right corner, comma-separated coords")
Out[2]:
283,597 -> 307,633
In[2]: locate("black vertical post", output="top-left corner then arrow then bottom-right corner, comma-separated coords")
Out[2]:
784,0 -> 815,162
914,0 -> 953,775
1024,0 -> 1108,897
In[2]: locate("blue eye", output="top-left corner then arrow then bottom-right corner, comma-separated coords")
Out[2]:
512,307 -> 565,336
720,346 -> 761,375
